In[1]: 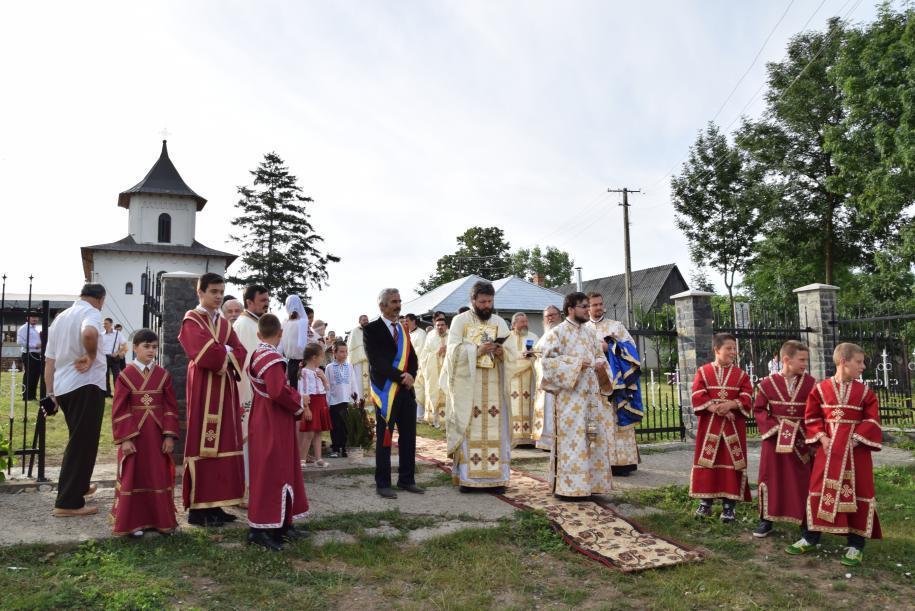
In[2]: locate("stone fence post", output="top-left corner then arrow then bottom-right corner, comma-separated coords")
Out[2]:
160,272 -> 200,466
794,283 -> 839,380
672,290 -> 715,438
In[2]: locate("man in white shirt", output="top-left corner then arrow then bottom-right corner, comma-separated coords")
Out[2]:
16,312 -> 42,401
100,318 -> 125,398
44,283 -> 108,517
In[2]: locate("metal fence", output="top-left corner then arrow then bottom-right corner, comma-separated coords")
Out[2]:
630,307 -> 684,442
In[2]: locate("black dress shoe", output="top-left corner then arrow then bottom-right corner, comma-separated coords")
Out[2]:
277,526 -> 311,542
188,509 -> 224,528
248,530 -> 283,551
377,487 -> 398,499
397,483 -> 426,494
213,508 -> 238,522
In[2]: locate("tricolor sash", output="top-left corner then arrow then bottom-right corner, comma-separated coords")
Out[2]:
370,322 -> 411,447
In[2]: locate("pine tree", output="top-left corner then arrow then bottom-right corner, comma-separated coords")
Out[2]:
227,152 -> 340,302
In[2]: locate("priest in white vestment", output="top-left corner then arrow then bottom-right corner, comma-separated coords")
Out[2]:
506,312 -> 538,444
405,314 -> 428,422
586,292 -> 640,475
441,281 -> 516,490
420,317 -> 448,428
346,314 -> 372,425
539,292 -> 613,497
532,305 -> 561,451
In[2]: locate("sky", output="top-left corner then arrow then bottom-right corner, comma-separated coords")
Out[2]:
0,0 -> 882,333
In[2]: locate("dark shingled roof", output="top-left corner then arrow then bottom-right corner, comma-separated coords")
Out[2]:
80,236 -> 237,280
556,264 -> 688,314
117,140 -> 207,210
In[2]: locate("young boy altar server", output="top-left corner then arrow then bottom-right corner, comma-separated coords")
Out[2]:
110,329 -> 178,537
690,333 -> 753,522
786,343 -> 882,567
246,313 -> 309,551
753,340 -> 816,538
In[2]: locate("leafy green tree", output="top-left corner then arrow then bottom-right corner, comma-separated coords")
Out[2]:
417,227 -> 512,293
827,5 -> 915,309
510,246 -> 574,288
228,152 -> 340,302
671,122 -> 766,323
739,17 -> 861,294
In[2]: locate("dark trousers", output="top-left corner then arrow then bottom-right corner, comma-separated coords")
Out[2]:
287,359 -> 301,389
20,353 -> 42,400
105,356 -> 122,396
329,403 -> 349,452
375,394 -> 416,489
54,385 -> 105,509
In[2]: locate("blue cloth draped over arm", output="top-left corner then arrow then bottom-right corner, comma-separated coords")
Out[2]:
605,339 -> 643,428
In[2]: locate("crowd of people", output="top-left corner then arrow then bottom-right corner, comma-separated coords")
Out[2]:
39,275 -> 883,564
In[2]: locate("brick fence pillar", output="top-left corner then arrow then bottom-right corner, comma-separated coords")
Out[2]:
794,283 -> 840,380
672,290 -> 715,437
160,272 -> 200,466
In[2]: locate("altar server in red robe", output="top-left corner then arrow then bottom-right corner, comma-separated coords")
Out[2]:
110,329 -> 178,537
246,314 -> 310,551
690,333 -> 753,522
753,340 -> 816,538
785,343 -> 881,567
178,273 -> 247,527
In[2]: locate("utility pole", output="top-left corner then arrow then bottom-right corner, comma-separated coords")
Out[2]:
607,187 -> 640,328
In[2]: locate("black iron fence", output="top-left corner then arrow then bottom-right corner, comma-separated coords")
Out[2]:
631,307 -> 684,442
141,266 -> 164,360
830,308 -> 915,426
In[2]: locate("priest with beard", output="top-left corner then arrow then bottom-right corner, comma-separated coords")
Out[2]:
419,315 -> 449,428
440,281 -> 517,492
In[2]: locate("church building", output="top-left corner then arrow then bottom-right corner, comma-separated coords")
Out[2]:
81,141 -> 236,335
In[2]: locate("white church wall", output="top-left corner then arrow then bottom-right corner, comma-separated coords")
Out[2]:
128,194 -> 197,246
92,251 -> 226,336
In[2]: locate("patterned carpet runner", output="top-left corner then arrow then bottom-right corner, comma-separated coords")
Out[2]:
413,436 -> 704,572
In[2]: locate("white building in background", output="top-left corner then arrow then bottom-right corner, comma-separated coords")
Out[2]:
80,140 -> 236,335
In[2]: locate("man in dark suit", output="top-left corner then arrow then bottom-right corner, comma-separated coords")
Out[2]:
363,288 -> 425,499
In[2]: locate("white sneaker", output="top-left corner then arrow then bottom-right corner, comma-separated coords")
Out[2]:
130,530 -> 144,538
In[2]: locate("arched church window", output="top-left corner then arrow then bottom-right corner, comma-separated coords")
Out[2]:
158,213 -> 172,243
125,282 -> 134,295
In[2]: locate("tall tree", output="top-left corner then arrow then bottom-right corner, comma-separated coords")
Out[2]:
671,122 -> 766,323
827,5 -> 915,309
417,227 -> 512,294
228,152 -> 340,302
510,246 -> 574,288
739,18 -> 861,294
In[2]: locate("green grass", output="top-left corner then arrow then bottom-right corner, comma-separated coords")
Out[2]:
1,464 -> 912,609
416,422 -> 445,440
0,380 -> 116,467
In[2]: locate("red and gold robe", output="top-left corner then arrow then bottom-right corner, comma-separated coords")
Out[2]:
754,373 -> 816,524
805,378 -> 882,538
689,363 -> 753,501
179,309 -> 247,510
247,344 -> 309,528
110,363 -> 179,535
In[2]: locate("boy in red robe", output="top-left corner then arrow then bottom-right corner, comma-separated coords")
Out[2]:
786,342 -> 882,567
110,329 -> 178,537
753,340 -> 816,538
178,272 -> 247,528
690,333 -> 753,522
246,314 -> 310,551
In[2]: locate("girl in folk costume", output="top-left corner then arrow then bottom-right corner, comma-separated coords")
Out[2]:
786,343 -> 882,567
753,340 -> 817,539
298,343 -> 332,467
690,333 -> 753,522
246,314 -> 309,551
110,329 -> 178,537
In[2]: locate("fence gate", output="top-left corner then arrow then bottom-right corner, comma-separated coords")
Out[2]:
630,308 -> 684,442
830,309 -> 915,427
713,304 -> 814,434
141,267 -> 164,360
